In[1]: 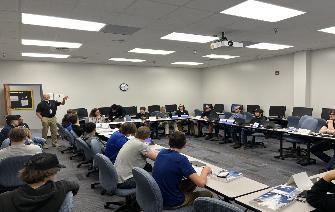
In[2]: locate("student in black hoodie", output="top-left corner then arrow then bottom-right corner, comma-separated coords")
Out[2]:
68,114 -> 84,137
0,152 -> 79,212
307,169 -> 335,212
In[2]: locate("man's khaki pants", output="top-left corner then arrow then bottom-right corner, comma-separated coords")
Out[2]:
41,116 -> 58,146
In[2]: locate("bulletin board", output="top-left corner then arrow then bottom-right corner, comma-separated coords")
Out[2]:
9,90 -> 34,110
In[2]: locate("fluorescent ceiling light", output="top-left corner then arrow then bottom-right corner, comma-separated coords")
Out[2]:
22,39 -> 82,48
246,42 -> 293,50
171,62 -> 203,66
318,26 -> 335,35
203,54 -> 240,59
161,32 -> 217,43
109,58 -> 145,63
22,13 -> 106,31
129,48 -> 175,55
22,52 -> 70,58
221,0 -> 305,22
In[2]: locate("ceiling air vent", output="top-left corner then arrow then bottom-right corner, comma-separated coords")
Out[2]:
54,47 -> 71,53
101,24 -> 141,35
69,56 -> 88,60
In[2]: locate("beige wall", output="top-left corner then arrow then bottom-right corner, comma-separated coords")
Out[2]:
0,61 -> 203,128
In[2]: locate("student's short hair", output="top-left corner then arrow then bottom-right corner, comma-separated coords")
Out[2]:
169,131 -> 186,149
67,109 -> 77,114
178,104 -> 185,110
9,127 -> 27,142
19,167 -> 59,184
89,108 -> 99,117
111,104 -> 118,110
68,114 -> 79,124
135,126 -> 151,140
140,106 -> 146,111
120,123 -> 137,135
84,122 -> 96,134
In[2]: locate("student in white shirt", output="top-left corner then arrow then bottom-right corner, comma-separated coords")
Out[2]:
0,128 -> 42,161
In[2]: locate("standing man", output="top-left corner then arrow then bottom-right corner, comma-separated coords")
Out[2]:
36,94 -> 69,147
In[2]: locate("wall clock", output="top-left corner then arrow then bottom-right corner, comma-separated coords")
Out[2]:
119,83 -> 129,92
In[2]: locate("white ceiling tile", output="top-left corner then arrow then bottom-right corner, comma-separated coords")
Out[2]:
186,0 -> 245,12
125,0 -> 178,19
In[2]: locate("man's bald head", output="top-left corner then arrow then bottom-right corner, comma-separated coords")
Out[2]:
43,93 -> 50,100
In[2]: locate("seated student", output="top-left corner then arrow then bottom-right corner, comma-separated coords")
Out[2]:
89,108 -> 103,123
115,126 -> 158,189
68,114 -> 83,137
109,104 -> 125,122
307,169 -> 335,212
231,106 -> 247,149
17,115 -> 46,148
136,106 -> 150,121
239,108 -> 267,147
311,111 -> 335,170
82,122 -> 99,146
0,115 -> 19,145
176,104 -> 190,133
0,128 -> 42,161
61,110 -> 76,131
201,105 -> 219,140
153,131 -> 212,208
105,122 -> 137,163
0,153 -> 80,212
157,106 -> 177,135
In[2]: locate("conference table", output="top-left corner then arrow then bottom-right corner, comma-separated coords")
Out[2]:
95,123 -> 319,211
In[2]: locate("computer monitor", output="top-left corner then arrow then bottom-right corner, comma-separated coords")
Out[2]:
231,104 -> 243,112
214,104 -> 225,113
269,106 -> 286,118
124,106 -> 137,116
73,108 -> 88,119
165,104 -> 177,113
247,105 -> 260,113
148,105 -> 160,113
98,107 -> 111,116
292,107 -> 313,117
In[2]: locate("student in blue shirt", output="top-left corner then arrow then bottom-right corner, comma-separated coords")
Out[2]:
0,115 -> 19,145
153,131 -> 213,208
105,122 -> 137,163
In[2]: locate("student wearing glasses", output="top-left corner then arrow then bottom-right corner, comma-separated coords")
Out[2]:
176,104 -> 191,134
311,111 -> 335,170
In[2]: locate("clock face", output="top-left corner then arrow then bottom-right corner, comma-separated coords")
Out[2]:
119,83 -> 129,92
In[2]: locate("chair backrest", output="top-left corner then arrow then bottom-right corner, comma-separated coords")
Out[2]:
194,109 -> 202,116
148,105 -> 160,114
246,105 -> 260,113
223,112 -> 232,119
298,115 -> 311,128
316,118 -> 327,132
90,138 -> 102,156
243,112 -> 253,123
165,104 -> 177,113
0,138 -> 10,149
132,167 -> 163,212
287,116 -> 300,128
321,108 -> 335,120
73,108 -> 88,119
95,153 -> 118,193
269,106 -> 286,118
300,117 -> 318,132
292,107 -> 313,117
150,111 -> 160,117
194,197 -> 243,212
0,155 -> 32,187
77,138 -> 94,160
59,192 -> 74,212
214,104 -> 225,113
63,129 -> 75,146
57,123 -> 66,139
231,104 -> 243,112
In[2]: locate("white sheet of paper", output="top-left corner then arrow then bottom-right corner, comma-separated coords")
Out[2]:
21,100 -> 29,106
287,172 -> 313,190
10,96 -> 19,101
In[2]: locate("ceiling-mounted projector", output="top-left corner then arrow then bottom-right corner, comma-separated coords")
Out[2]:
210,32 -> 243,50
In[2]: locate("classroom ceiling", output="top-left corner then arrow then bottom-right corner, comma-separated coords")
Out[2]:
1,0 -> 335,68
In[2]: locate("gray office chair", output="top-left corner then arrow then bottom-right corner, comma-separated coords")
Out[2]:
69,133 -> 83,160
0,138 -> 10,149
92,153 -> 136,210
194,197 -> 243,212
86,138 -> 102,177
287,116 -> 300,128
194,109 -> 202,116
316,118 -> 327,132
0,155 -> 32,193
60,128 -> 75,154
132,167 -> 192,212
298,115 -> 311,128
76,138 -> 93,168
57,123 -> 67,140
243,112 -> 253,124
59,192 -> 74,212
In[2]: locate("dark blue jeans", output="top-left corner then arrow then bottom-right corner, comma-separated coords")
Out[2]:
311,141 -> 335,170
